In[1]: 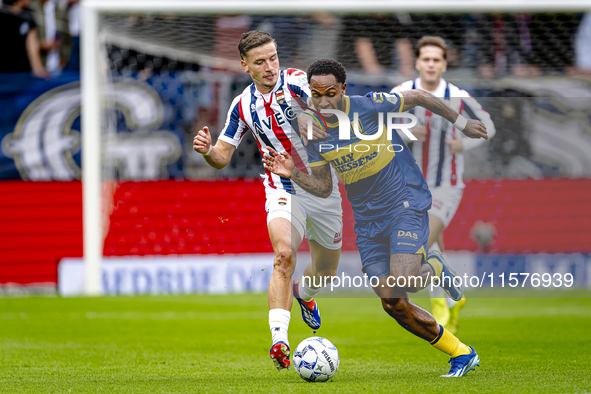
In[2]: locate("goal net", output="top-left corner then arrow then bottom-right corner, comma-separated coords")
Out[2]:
82,1 -> 591,294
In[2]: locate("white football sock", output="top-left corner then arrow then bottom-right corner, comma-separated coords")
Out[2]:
298,276 -> 321,301
269,308 -> 290,345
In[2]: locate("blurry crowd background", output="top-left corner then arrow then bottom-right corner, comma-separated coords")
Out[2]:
100,13 -> 591,78
0,0 -> 79,77
3,4 -> 591,81
2,5 -> 591,182
97,13 -> 591,181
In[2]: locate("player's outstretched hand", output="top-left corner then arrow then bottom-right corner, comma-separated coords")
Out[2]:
298,112 -> 328,146
193,126 -> 212,154
262,147 -> 293,178
461,119 -> 488,140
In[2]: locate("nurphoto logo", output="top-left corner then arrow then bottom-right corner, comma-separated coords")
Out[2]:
307,109 -> 419,142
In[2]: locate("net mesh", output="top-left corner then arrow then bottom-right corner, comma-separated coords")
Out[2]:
97,12 -> 591,182
100,13 -> 585,76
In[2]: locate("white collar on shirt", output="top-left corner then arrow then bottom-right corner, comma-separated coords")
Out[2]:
415,77 -> 447,97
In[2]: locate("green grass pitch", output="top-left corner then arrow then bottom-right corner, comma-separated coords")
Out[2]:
0,293 -> 590,393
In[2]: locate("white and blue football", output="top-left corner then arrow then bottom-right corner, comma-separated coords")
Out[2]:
293,337 -> 339,382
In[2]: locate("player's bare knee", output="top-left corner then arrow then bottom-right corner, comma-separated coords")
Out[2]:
381,297 -> 409,317
273,246 -> 293,274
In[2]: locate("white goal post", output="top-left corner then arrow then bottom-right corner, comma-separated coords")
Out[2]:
80,0 -> 591,296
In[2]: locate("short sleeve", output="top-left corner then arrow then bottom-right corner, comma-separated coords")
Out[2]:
366,91 -> 404,113
23,9 -> 37,29
218,96 -> 249,147
285,68 -> 311,99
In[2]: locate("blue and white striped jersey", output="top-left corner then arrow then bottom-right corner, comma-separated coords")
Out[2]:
218,68 -> 338,195
391,78 -> 496,189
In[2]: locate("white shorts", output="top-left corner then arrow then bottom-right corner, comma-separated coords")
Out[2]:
265,188 -> 343,250
429,186 -> 464,228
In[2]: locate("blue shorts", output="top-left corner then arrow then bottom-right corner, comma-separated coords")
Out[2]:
356,209 -> 429,279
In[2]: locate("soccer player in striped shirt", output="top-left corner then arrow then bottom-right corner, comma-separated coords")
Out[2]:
391,36 -> 496,334
263,59 -> 487,377
193,31 -> 343,371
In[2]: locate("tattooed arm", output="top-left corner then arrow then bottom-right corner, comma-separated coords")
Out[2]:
262,147 -> 333,198
292,163 -> 333,199
399,89 -> 488,139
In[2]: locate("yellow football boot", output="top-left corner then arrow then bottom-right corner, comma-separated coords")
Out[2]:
447,296 -> 466,335
430,297 -> 450,327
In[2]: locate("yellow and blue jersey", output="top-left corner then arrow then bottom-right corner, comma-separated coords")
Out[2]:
305,92 -> 432,224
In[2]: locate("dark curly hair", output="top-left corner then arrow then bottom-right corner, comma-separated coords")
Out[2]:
306,59 -> 347,84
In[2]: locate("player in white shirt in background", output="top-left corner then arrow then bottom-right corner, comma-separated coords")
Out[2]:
391,36 -> 496,334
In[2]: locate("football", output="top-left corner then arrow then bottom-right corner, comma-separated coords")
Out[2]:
293,337 -> 339,382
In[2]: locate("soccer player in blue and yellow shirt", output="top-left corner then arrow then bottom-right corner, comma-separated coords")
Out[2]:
263,59 -> 487,377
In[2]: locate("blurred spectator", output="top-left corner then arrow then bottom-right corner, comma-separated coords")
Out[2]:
407,14 -> 464,68
63,0 -> 80,71
29,0 -> 72,74
574,13 -> 591,74
528,13 -> 581,74
462,14 -> 537,78
0,0 -> 48,77
338,15 -> 414,77
107,44 -> 201,75
301,13 -> 342,69
215,15 -> 251,64
250,15 -> 300,66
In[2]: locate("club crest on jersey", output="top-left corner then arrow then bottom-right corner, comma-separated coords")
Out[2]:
278,197 -> 288,206
430,117 -> 444,130
251,103 -> 256,112
373,92 -> 384,103
276,90 -> 285,105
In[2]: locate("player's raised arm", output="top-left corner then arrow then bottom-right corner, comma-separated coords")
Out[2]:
400,89 -> 488,140
262,147 -> 332,198
193,126 -> 237,169
458,95 -> 497,151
